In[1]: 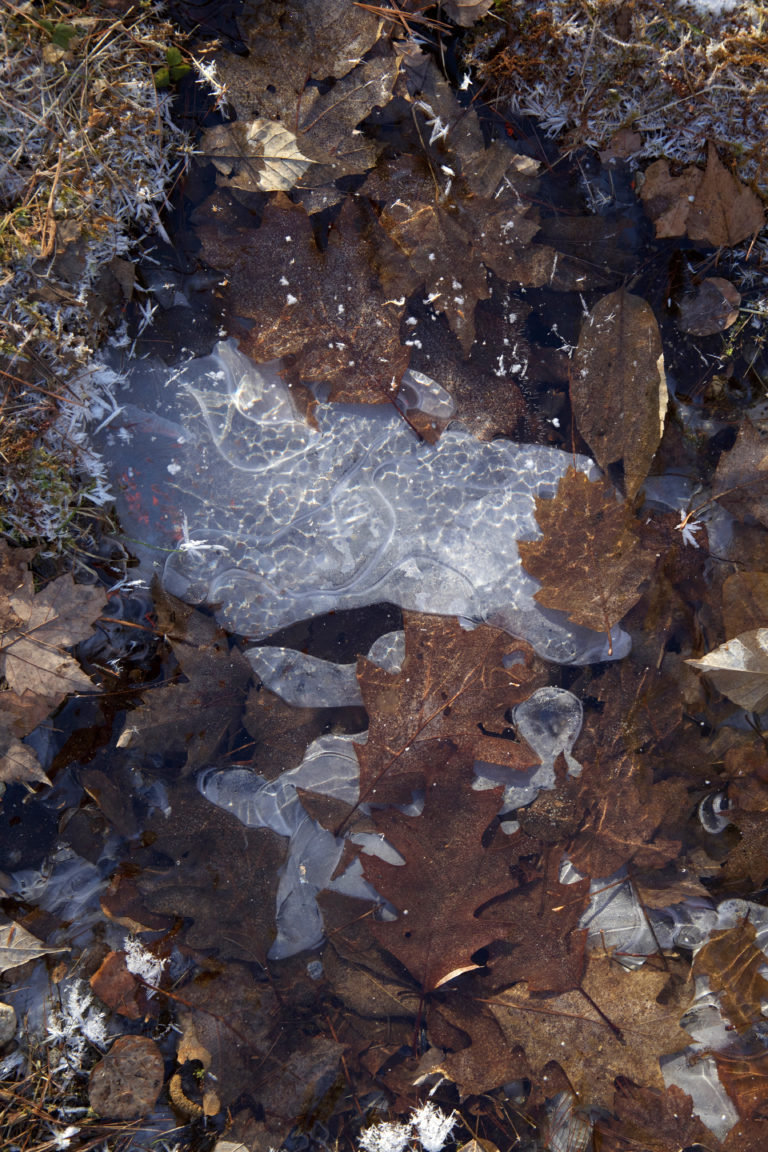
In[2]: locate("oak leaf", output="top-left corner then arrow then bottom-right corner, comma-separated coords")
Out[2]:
354,612 -> 545,808
517,468 -> 656,635
570,288 -> 667,498
362,763 -> 516,991
489,955 -> 693,1109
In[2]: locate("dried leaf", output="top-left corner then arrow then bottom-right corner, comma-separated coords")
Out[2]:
678,276 -> 741,336
694,920 -> 768,1034
116,585 -> 252,774
0,543 -> 106,703
687,629 -> 768,713
201,56 -> 399,199
688,143 -> 764,247
518,468 -> 656,635
443,0 -> 494,26
571,289 -> 667,497
713,419 -> 768,527
594,1078 -> 716,1152
89,1036 -> 164,1120
640,145 -> 764,246
0,919 -> 66,974
203,119 -> 313,192
0,711 -> 50,786
133,783 -> 286,966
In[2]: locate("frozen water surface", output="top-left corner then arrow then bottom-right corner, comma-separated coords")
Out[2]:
101,340 -> 629,663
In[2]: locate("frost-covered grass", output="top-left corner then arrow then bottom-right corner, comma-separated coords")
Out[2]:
0,0 -> 193,552
466,0 -> 768,191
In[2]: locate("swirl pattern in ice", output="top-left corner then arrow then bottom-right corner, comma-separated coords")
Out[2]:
103,340 -> 629,663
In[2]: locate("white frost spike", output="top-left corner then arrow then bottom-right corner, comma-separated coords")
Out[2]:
411,1102 -> 456,1152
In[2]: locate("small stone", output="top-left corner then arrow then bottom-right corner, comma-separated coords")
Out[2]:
89,1035 -> 164,1119
0,1001 -> 16,1046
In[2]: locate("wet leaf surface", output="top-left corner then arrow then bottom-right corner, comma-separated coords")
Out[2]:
518,468 -> 657,635
570,289 -> 667,497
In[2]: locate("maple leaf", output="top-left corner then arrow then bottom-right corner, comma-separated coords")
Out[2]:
116,583 -> 252,774
517,468 -> 656,636
570,288 -> 667,498
353,612 -> 545,809
198,193 -> 411,406
362,763 -> 516,991
0,543 -> 106,704
489,955 -> 693,1110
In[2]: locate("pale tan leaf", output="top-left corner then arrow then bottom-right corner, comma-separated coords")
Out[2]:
0,920 -> 66,974
688,143 -> 764,248
0,570 -> 106,703
571,288 -> 667,498
202,120 -> 313,192
0,719 -> 50,786
443,0 -> 493,25
687,629 -> 768,713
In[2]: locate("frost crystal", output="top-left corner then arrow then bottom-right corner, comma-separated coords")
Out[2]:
411,1102 -> 456,1152
359,1119 -> 412,1152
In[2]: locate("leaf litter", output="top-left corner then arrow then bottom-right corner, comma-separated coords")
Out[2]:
6,2 -> 768,1151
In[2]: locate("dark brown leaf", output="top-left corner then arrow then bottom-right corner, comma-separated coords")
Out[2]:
570,289 -> 667,497
354,612 -> 545,808
198,194 -> 410,405
594,1077 -> 717,1152
363,764 -> 516,990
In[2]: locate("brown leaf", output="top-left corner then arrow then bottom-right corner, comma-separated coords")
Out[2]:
234,0 -> 384,124
443,0 -> 493,26
363,764 -> 516,991
678,276 -> 741,336
687,629 -> 768,713
90,951 -> 146,1021
89,1036 -> 164,1120
518,468 -> 656,635
640,146 -> 765,246
134,782 -> 286,966
0,919 -> 65,974
715,1043 -> 768,1123
713,419 -> 768,527
117,587 -> 252,774
567,754 -> 684,879
570,289 -> 667,497
489,956 -> 693,1110
0,543 -> 106,703
201,56 -> 399,200
694,920 -> 768,1034
354,612 -> 545,808
0,710 -> 50,786
594,1077 -> 716,1152
723,571 -> 768,637
688,143 -> 764,247
175,963 -> 277,1107
198,194 -> 410,405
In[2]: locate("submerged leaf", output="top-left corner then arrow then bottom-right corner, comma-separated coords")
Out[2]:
518,468 -> 656,635
570,288 -> 667,497
687,629 -> 768,713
